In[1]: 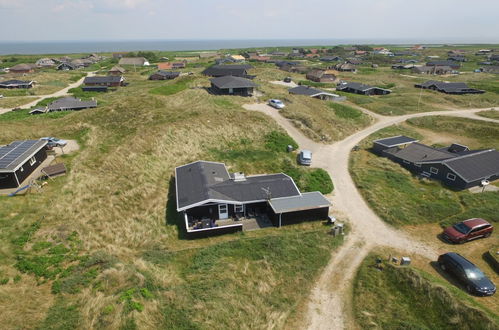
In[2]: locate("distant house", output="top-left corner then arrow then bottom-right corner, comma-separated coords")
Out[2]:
412,65 -> 454,75
306,69 -> 337,83
334,63 -> 357,72
108,66 -> 125,75
373,136 -> 499,190
393,51 -> 417,57
414,81 -> 485,95
0,80 -> 34,89
202,64 -> 254,78
426,60 -> 460,70
71,59 -> 92,68
475,49 -> 492,55
288,85 -> 345,101
336,81 -> 391,95
269,51 -> 288,57
346,58 -> 363,65
279,63 -> 308,74
489,54 -> 499,62
481,66 -> 499,74
57,62 -> 77,71
391,64 -> 416,70
158,62 -> 186,70
83,75 -> 125,87
448,56 -> 467,62
36,58 -> 56,67
210,76 -> 257,96
118,57 -> 150,66
228,55 -> 246,62
320,56 -> 342,62
199,52 -> 219,59
249,55 -> 271,62
0,140 -> 48,189
30,97 -> 97,114
112,52 -> 127,59
175,161 -> 331,238
149,71 -> 180,80
9,64 -> 36,74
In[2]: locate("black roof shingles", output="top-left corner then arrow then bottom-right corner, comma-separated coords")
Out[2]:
175,161 -> 300,211
0,140 -> 47,172
210,76 -> 257,89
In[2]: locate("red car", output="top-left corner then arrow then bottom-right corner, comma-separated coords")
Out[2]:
442,218 -> 493,244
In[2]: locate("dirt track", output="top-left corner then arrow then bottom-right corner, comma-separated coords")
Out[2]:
243,103 -> 498,329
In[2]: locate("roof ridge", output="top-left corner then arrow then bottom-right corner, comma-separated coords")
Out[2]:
443,148 -> 495,163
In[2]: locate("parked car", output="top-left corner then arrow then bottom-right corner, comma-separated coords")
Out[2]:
298,150 -> 312,166
0,94 -> 3,98
283,77 -> 292,83
40,137 -> 68,148
268,99 -> 285,109
442,218 -> 493,244
438,252 -> 496,296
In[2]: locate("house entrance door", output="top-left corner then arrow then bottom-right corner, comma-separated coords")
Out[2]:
218,204 -> 228,219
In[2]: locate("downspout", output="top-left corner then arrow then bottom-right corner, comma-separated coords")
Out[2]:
279,213 -> 282,228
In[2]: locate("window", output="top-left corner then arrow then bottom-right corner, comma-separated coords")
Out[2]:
446,173 -> 456,181
430,167 -> 439,174
29,156 -> 36,166
234,204 -> 244,213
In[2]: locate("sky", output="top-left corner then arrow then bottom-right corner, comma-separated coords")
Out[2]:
1,0 -> 498,42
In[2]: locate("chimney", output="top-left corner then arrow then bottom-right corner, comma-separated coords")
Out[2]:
233,172 -> 246,182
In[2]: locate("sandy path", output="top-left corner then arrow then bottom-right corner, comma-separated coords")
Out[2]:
0,72 -> 95,115
244,103 -> 498,329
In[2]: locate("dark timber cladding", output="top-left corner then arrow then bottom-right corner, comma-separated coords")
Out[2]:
372,135 -> 419,154
375,136 -> 499,189
175,161 -> 331,237
210,76 -> 257,96
83,75 -> 124,87
0,140 -> 48,189
0,80 -> 34,89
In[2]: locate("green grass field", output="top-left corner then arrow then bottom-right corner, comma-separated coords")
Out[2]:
353,253 -> 498,329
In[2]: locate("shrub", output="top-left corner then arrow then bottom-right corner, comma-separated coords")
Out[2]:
264,131 -> 298,152
302,168 -> 334,193
328,102 -> 362,119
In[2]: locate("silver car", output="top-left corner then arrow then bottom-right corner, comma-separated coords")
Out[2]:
298,150 -> 312,166
268,99 -> 285,109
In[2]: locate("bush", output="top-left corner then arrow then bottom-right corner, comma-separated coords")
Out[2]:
302,169 -> 334,194
264,131 -> 298,152
149,77 -> 193,96
328,102 -> 362,119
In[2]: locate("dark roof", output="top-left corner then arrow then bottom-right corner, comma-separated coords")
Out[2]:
269,192 -> 330,213
175,161 -> 300,211
202,64 -> 253,77
210,76 -> 257,89
47,97 -> 97,111
336,81 -> 390,93
384,142 -> 455,163
150,70 -> 180,78
444,150 -> 499,182
0,80 -> 33,87
0,140 -> 47,172
415,81 -> 484,94
426,60 -> 459,67
84,76 -> 123,84
374,136 -> 418,148
288,85 -> 324,96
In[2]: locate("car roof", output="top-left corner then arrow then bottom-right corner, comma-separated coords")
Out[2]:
271,99 -> 282,102
462,218 -> 490,228
442,252 -> 477,269
301,150 -> 312,157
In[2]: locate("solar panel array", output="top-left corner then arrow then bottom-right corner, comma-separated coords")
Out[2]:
0,140 -> 44,170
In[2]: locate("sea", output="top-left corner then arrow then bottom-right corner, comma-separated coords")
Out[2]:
0,38 -> 493,55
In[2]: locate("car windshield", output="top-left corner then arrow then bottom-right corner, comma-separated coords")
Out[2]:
464,268 -> 486,280
454,222 -> 471,234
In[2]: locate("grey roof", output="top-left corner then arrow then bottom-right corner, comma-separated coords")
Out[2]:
202,64 -> 253,77
118,57 -> 148,65
444,150 -> 499,182
84,76 -> 123,84
426,60 -> 459,67
415,81 -> 484,94
337,82 -> 390,93
175,161 -> 300,211
0,140 -> 47,172
0,80 -> 33,87
151,70 -> 180,78
210,76 -> 257,89
269,191 -> 331,214
47,97 -> 97,111
109,66 -> 125,73
288,85 -> 324,96
384,142 -> 455,163
374,135 -> 418,147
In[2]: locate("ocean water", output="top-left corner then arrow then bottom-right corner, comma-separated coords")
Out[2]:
0,38 -> 483,55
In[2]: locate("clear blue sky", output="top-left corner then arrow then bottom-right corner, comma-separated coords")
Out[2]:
1,0 -> 498,42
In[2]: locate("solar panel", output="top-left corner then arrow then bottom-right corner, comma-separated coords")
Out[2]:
0,140 -> 46,170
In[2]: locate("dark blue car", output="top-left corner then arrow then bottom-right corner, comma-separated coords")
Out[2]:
438,252 -> 496,296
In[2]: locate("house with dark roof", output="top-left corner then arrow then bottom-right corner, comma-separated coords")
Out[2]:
336,81 -> 391,95
412,65 -> 454,75
57,62 -> 77,71
0,140 -> 48,189
83,75 -> 125,87
210,76 -> 257,96
30,97 -> 97,114
333,63 -> 357,72
288,85 -> 345,101
373,136 -> 499,189
320,56 -> 343,62
175,161 -> 331,237
306,69 -> 337,83
0,80 -> 34,89
448,55 -> 467,62
149,71 -> 180,80
426,60 -> 460,70
202,64 -> 254,78
414,81 -> 485,95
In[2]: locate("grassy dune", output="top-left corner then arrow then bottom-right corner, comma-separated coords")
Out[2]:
0,69 -> 343,328
353,253 -> 498,329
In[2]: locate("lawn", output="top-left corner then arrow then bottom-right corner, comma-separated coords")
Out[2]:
350,116 -> 499,228
0,71 -> 82,96
478,109 -> 499,120
0,69 -> 339,329
353,252 -> 498,329
0,96 -> 38,109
